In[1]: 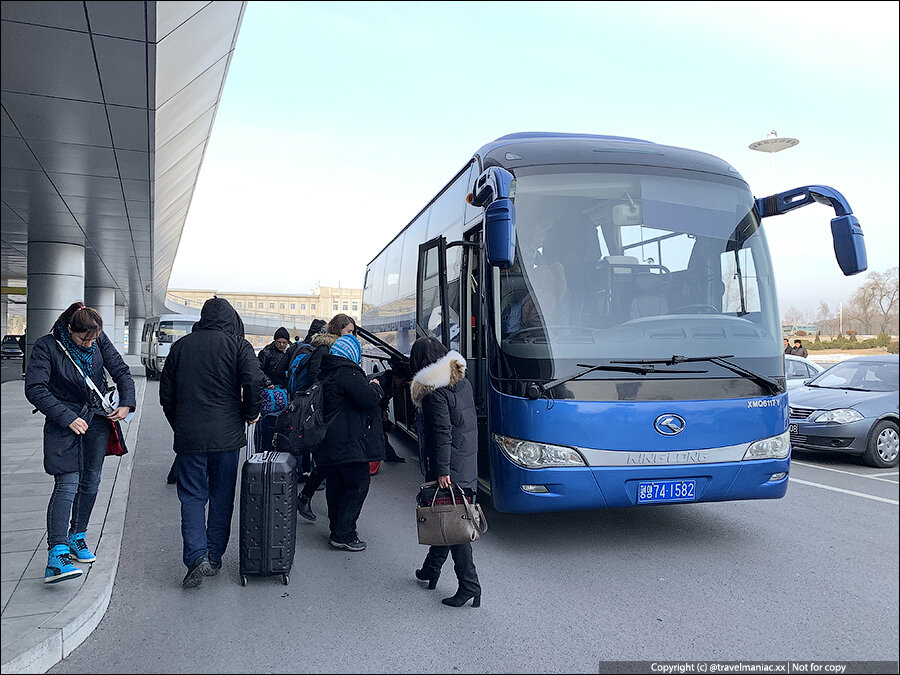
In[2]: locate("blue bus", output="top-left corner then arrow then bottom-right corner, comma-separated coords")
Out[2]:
361,132 -> 866,513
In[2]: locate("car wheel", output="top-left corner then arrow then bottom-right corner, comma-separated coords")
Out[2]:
863,420 -> 899,468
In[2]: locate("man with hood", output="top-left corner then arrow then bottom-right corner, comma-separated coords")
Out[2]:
258,326 -> 291,388
160,297 -> 264,588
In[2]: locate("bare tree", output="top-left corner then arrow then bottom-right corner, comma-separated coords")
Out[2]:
866,267 -> 899,334
782,305 -> 805,325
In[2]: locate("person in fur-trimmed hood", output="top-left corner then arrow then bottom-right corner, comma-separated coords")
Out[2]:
409,337 -> 481,608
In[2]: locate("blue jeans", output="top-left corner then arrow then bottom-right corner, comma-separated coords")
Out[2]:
175,450 -> 240,569
46,416 -> 107,548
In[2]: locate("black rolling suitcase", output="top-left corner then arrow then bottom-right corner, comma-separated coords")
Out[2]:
239,423 -> 298,586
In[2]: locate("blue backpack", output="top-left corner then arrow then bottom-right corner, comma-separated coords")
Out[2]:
285,344 -> 315,397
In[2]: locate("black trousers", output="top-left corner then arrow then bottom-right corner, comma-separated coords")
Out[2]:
300,465 -> 324,499
421,542 -> 480,596
321,462 -> 370,544
420,489 -> 481,596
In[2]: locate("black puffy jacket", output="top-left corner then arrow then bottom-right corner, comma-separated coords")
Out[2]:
258,341 -> 289,388
410,351 -> 478,491
160,298 -> 263,454
25,330 -> 136,475
314,353 -> 385,467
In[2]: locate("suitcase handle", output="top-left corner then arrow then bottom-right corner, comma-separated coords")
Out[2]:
246,422 -> 257,462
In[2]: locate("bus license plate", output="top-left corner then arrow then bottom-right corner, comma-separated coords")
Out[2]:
637,480 -> 696,504
789,423 -> 799,434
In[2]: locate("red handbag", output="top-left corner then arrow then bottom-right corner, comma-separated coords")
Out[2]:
105,419 -> 128,457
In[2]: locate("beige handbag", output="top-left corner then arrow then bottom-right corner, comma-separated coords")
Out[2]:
416,482 -> 488,546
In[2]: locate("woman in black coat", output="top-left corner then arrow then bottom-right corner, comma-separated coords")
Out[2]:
313,333 -> 384,551
25,302 -> 136,584
409,337 -> 481,608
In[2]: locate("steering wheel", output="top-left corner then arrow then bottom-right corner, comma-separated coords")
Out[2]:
675,304 -> 719,314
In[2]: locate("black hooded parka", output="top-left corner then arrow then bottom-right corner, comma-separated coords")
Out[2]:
159,298 -> 263,454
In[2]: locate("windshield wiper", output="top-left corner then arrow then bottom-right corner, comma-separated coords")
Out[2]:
612,354 -> 782,396
527,362 -> 707,399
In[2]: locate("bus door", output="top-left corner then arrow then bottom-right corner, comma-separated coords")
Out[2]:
416,236 -> 450,346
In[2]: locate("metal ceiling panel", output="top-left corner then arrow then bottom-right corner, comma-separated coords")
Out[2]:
86,1 -> 148,40
155,1 -> 241,107
2,92 -> 112,146
0,1 -> 88,31
93,34 -> 150,108
157,2 -> 211,44
108,105 -> 151,151
1,22 -> 102,101
27,139 -> 119,176
156,61 -> 225,147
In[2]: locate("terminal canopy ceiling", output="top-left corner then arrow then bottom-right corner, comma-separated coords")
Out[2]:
1,1 -> 245,317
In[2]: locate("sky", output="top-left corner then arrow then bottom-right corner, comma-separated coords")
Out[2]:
167,0 -> 900,321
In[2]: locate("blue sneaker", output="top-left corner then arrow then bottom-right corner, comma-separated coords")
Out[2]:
68,531 -> 96,563
45,545 -> 84,584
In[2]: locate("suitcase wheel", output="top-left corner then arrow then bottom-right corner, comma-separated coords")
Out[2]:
240,575 -> 248,587
282,573 -> 290,585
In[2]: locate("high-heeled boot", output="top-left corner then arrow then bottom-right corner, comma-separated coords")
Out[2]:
441,589 -> 481,608
415,568 -> 439,590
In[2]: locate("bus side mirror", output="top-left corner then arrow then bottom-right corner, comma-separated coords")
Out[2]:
484,198 -> 515,269
756,185 -> 867,276
469,167 -> 516,269
830,214 -> 867,276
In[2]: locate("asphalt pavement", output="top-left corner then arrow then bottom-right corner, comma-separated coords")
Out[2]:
33,378 -> 898,674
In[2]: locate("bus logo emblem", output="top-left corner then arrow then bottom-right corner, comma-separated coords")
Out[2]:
654,414 -> 686,436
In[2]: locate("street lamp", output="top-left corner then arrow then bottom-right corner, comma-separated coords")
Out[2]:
749,130 -> 799,174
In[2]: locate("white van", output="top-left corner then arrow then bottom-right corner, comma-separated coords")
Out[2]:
140,314 -> 200,379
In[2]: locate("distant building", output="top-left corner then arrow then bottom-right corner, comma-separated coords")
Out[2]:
782,324 -> 818,337
167,286 -> 362,347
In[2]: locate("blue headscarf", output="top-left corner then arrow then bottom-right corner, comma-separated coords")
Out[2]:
330,334 -> 362,365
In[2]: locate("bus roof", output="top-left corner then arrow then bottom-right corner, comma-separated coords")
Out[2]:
476,131 -> 743,178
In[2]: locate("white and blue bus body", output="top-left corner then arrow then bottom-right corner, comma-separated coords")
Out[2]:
362,132 -> 866,513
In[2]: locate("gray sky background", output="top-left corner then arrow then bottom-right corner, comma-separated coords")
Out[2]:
168,1 -> 899,321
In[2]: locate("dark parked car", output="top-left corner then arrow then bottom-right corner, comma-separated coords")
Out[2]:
1,335 -> 24,359
789,355 -> 899,468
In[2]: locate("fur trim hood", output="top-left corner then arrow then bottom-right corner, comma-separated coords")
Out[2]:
410,350 -> 466,407
311,332 -> 338,349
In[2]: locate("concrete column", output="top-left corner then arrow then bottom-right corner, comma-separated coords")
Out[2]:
83,285 -> 116,336
1,294 -> 7,338
26,241 -> 85,360
114,304 -> 126,351
128,316 -> 145,355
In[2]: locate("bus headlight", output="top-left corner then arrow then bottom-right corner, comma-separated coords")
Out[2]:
743,431 -> 790,460
493,434 -> 586,469
814,408 -> 863,424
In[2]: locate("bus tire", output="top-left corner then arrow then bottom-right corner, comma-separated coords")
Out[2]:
863,420 -> 899,468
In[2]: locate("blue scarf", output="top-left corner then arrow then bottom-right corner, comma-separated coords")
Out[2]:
55,325 -> 95,377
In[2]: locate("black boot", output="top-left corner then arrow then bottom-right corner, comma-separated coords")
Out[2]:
415,568 -> 438,590
441,589 -> 480,607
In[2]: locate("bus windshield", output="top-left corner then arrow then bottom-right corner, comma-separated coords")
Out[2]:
158,321 -> 194,343
494,165 -> 781,391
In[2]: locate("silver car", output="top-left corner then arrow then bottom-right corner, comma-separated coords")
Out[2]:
789,355 -> 899,468
784,354 -> 825,389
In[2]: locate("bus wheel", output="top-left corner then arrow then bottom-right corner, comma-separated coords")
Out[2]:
863,420 -> 899,468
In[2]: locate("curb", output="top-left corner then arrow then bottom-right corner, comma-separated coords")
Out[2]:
1,377 -> 146,674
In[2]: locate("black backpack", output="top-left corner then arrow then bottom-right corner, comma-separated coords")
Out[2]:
273,382 -> 334,455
